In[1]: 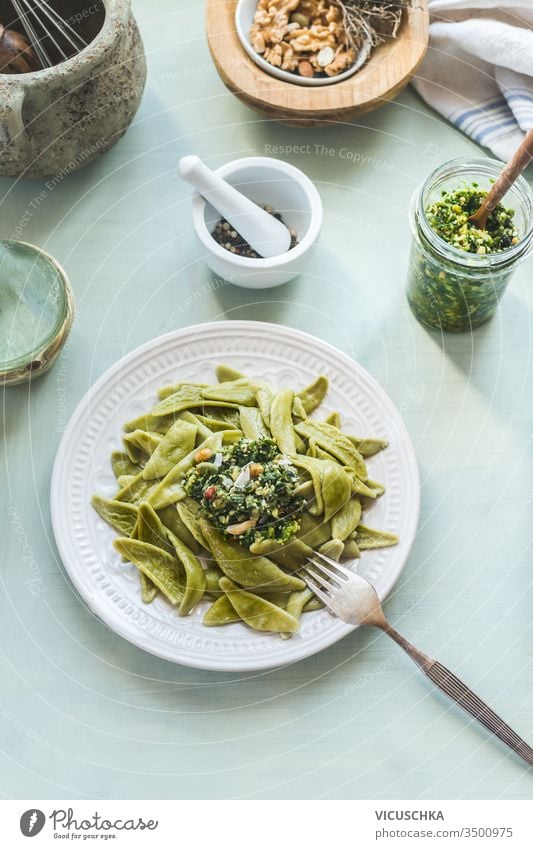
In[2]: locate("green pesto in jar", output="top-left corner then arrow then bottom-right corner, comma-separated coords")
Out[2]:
407,182 -> 522,332
426,185 -> 518,255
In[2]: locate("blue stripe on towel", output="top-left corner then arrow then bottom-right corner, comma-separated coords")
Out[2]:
458,111 -> 515,139
450,98 -> 521,144
506,93 -> 533,104
509,105 -> 533,115
449,96 -> 528,150
501,92 -> 533,129
472,118 -> 520,144
459,109 -> 513,135
452,97 -> 508,125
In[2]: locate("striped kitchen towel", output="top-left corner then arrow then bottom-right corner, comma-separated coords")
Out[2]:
411,0 -> 533,160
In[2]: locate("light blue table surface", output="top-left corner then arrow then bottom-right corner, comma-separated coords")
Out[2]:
2,0 -> 533,801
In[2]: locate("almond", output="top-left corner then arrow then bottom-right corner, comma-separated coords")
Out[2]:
226,519 -> 257,536
317,46 -> 334,68
298,60 -> 314,78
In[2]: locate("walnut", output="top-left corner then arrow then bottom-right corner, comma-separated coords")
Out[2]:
277,0 -> 300,9
324,46 -> 356,76
309,24 -> 335,38
325,4 -> 342,24
250,0 -> 355,79
285,25 -> 307,38
264,40 -> 298,71
264,43 -> 283,67
328,19 -> 346,40
298,0 -> 320,16
250,26 -> 266,53
280,42 -> 298,71
252,3 -> 300,45
253,8 -> 272,26
288,28 -> 335,52
260,0 -> 299,19
265,39 -> 298,70
270,26 -> 287,44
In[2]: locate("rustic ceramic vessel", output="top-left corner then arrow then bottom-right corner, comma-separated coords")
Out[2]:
0,0 -> 146,178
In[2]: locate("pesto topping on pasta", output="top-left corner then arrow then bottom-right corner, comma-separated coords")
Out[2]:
184,437 -> 305,546
426,184 -> 518,255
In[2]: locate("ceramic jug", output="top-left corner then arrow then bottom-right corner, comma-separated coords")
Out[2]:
0,0 -> 146,178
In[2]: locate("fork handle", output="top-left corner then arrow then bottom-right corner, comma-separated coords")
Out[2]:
385,626 -> 533,767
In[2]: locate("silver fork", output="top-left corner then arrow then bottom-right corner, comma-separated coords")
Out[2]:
303,551 -> 533,768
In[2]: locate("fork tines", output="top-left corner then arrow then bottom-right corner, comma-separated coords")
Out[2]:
300,550 -> 353,605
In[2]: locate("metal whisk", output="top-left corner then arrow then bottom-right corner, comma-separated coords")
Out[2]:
11,0 -> 88,68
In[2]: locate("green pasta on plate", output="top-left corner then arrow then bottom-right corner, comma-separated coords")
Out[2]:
91,366 -> 398,637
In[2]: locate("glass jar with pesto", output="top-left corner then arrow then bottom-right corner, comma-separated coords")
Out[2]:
407,158 -> 533,332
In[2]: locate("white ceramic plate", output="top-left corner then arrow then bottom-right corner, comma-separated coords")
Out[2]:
51,321 -> 420,671
235,0 -> 371,88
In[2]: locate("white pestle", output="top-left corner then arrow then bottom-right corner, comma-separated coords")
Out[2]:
178,155 -> 292,258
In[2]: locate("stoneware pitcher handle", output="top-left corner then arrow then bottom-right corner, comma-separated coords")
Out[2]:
0,82 -> 31,166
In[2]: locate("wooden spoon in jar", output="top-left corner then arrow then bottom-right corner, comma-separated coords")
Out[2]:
469,128 -> 533,229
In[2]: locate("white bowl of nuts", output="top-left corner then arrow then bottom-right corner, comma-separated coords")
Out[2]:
191,156 -> 323,289
236,0 -> 370,86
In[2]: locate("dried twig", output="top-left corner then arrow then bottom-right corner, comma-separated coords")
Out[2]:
332,0 -> 413,51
